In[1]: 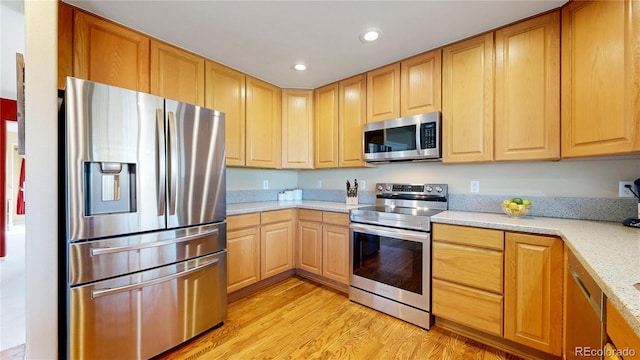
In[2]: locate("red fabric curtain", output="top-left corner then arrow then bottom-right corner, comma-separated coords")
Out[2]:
17,158 -> 25,215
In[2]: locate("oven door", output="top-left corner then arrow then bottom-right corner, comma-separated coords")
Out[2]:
350,223 -> 430,311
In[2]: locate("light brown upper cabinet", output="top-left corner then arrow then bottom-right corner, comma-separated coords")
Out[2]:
150,40 -> 205,106
73,11 -> 150,93
562,0 -> 640,157
339,74 -> 367,167
442,33 -> 494,163
400,49 -> 442,116
245,76 -> 282,168
367,63 -> 400,123
495,11 -> 560,161
314,83 -> 339,168
282,89 -> 314,169
205,61 -> 246,167
58,2 -> 73,90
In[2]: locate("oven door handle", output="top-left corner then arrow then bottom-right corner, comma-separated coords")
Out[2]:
350,223 -> 428,243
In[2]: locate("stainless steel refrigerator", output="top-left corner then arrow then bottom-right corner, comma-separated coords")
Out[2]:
59,77 -> 227,359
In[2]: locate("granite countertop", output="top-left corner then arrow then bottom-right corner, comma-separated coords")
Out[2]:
226,201 -> 640,337
431,210 -> 640,338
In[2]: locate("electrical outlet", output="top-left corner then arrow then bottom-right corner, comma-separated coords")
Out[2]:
263,180 -> 269,189
317,180 -> 322,188
619,181 -> 634,197
470,180 -> 480,193
360,180 -> 366,190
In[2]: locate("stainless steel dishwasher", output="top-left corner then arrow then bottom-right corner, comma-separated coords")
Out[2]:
566,250 -> 604,359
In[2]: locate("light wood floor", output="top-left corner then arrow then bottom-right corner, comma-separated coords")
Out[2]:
154,276 -> 522,360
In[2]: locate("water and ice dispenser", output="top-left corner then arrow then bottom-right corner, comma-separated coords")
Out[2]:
84,161 -> 136,215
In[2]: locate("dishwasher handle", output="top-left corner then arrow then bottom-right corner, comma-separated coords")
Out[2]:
568,263 -> 602,320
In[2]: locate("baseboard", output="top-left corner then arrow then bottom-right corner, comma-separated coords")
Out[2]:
434,317 -> 561,360
228,270 -> 294,303
294,269 -> 349,294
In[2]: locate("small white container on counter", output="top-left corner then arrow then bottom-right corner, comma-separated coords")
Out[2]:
278,192 -> 286,202
285,190 -> 294,201
293,189 -> 302,200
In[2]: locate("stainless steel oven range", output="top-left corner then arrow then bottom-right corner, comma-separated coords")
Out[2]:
349,183 -> 448,329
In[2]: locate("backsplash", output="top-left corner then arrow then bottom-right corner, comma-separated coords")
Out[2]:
227,189 -> 638,222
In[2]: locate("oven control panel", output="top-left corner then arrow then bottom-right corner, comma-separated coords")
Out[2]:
375,183 -> 448,196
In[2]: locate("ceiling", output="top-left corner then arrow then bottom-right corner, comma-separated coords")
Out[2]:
64,0 -> 567,89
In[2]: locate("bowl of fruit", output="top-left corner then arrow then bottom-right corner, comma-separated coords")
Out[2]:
502,198 -> 532,217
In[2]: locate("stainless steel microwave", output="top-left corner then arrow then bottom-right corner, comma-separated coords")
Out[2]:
363,111 -> 441,162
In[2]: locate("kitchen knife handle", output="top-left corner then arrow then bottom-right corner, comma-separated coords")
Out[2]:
168,111 -> 178,215
156,109 -> 166,216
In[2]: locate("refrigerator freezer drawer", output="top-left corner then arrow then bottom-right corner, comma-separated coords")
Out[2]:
69,222 -> 226,285
69,251 -> 227,360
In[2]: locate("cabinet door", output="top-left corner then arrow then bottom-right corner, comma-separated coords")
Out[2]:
442,33 -> 494,163
227,226 -> 260,293
58,2 -> 74,90
246,77 -> 282,168
261,221 -> 294,278
74,11 -> 150,92
505,232 -> 563,355
495,12 -> 560,161
339,74 -> 366,168
322,224 -> 349,285
297,220 -> 322,275
562,0 -> 640,157
367,63 -> 400,122
282,89 -> 314,169
150,40 -> 205,106
314,83 -> 339,168
205,62 -> 246,167
400,49 -> 442,116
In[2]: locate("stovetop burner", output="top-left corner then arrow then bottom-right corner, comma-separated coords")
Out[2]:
350,183 -> 448,232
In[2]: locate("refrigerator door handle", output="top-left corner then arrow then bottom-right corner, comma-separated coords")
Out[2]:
156,109 -> 166,216
168,111 -> 178,215
89,228 -> 219,256
91,258 -> 220,299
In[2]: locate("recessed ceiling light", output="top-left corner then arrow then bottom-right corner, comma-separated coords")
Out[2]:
360,28 -> 381,43
293,63 -> 307,71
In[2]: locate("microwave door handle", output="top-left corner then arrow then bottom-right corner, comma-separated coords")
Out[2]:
156,109 -> 166,216
168,111 -> 178,216
91,258 -> 220,299
415,123 -> 421,152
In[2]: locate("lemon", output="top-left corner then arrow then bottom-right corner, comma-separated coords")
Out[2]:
503,200 -> 511,205
511,198 -> 523,205
508,202 -> 519,210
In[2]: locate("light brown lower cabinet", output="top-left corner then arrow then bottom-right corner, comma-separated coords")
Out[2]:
606,298 -> 640,360
227,210 -> 293,293
227,213 -> 261,293
297,210 -> 350,285
432,223 -> 563,357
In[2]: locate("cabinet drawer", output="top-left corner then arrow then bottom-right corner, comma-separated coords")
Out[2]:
227,213 -> 260,230
433,278 -> 503,336
432,241 -> 503,293
298,209 -> 322,222
433,223 -> 504,250
261,209 -> 294,224
322,211 -> 349,226
606,299 -> 640,359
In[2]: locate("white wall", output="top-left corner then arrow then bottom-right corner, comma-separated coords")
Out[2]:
0,1 -> 25,100
24,1 -> 58,358
227,168 -> 298,190
297,157 -> 640,198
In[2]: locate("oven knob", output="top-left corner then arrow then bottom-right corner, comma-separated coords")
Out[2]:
377,185 -> 384,191
385,185 -> 392,191
426,186 -> 433,192
435,186 -> 443,193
